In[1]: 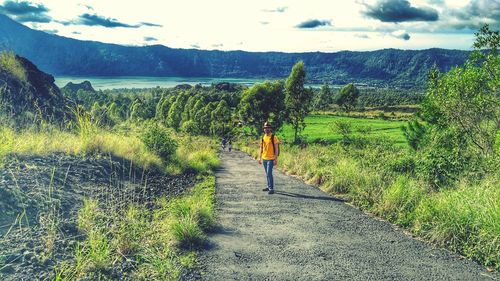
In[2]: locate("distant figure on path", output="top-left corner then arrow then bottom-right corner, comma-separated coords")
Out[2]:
228,140 -> 232,152
221,137 -> 227,151
258,122 -> 279,195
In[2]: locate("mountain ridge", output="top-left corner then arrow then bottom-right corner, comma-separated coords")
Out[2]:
0,14 -> 470,87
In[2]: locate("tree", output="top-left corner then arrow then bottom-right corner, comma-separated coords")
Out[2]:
130,98 -> 155,121
155,94 -> 174,121
166,92 -> 189,131
336,83 -> 359,111
418,24 -> 499,187
210,100 -> 232,136
422,25 -> 499,156
238,80 -> 285,135
196,102 -> 217,135
314,83 -> 333,110
284,61 -> 313,143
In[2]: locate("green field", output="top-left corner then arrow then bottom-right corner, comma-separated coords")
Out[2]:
280,115 -> 407,146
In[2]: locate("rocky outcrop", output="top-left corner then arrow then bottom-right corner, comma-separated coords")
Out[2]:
61,80 -> 95,94
0,53 -> 69,126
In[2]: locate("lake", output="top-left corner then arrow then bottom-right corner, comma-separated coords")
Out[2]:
54,76 -> 324,90
54,76 -> 268,90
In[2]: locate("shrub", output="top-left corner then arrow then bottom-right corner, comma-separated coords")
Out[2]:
324,157 -> 360,194
140,123 -> 177,161
413,176 -> 499,268
378,176 -> 426,227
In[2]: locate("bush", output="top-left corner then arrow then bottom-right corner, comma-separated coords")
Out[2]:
324,157 -> 360,194
413,176 -> 500,268
378,176 -> 426,227
387,154 -> 416,174
140,123 -> 177,161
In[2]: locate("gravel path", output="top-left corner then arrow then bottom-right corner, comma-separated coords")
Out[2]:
199,150 -> 498,281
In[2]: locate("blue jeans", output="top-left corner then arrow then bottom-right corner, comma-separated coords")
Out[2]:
263,160 -> 274,189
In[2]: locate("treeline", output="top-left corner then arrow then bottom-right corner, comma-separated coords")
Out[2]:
62,84 -> 242,136
61,61 -> 315,143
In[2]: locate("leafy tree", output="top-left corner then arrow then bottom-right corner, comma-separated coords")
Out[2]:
166,92 -> 189,131
336,83 -> 359,111
190,98 -> 208,134
314,83 -> 333,110
181,95 -> 198,125
238,80 -> 285,135
210,100 -> 231,136
155,94 -> 174,122
284,61 -> 313,143
130,98 -> 155,121
418,25 -> 499,187
402,120 -> 427,151
196,102 -> 217,135
422,25 -> 499,157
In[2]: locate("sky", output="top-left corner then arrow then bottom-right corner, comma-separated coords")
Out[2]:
0,0 -> 499,52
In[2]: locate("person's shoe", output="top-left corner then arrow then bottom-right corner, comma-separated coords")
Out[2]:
268,189 -> 274,194
262,188 -> 269,191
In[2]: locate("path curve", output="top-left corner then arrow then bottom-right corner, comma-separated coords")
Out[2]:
199,150 -> 497,280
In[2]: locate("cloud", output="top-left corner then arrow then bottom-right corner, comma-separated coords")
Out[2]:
354,33 -> 370,39
141,22 -> 163,27
262,7 -> 287,13
42,29 -> 58,34
0,0 -> 52,22
14,12 -> 51,23
260,21 -> 269,25
212,43 -> 223,48
363,0 -> 438,22
72,31 -> 81,34
144,36 -> 157,41
446,0 -> 500,30
77,13 -> 140,28
190,44 -> 200,49
426,0 -> 444,5
390,30 -> 411,40
0,0 -> 48,15
58,14 -> 163,29
296,19 -> 331,29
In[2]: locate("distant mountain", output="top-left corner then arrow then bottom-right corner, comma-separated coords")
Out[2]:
0,14 -> 470,87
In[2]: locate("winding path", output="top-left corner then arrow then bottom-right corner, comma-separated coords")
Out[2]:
199,150 -> 497,280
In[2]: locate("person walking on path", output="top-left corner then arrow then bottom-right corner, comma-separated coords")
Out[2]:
258,122 -> 279,194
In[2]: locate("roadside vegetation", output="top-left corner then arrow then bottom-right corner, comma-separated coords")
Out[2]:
237,25 -> 499,270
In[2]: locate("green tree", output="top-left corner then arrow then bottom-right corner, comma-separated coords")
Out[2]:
196,102 -> 217,135
336,83 -> 359,111
155,94 -> 174,122
284,61 -> 313,143
419,25 -> 499,187
402,120 -> 427,151
189,98 -> 208,135
238,81 -> 285,135
314,83 -> 333,110
166,92 -> 189,131
210,100 -> 232,136
130,98 -> 154,121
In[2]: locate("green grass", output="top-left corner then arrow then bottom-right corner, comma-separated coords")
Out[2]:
0,51 -> 27,83
54,172 -> 217,279
280,115 -> 408,146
